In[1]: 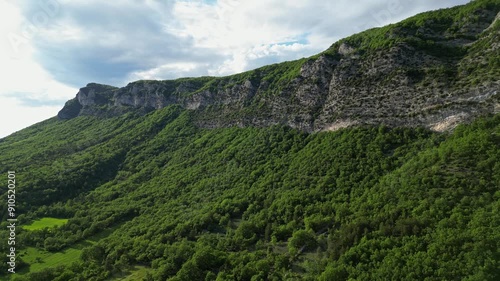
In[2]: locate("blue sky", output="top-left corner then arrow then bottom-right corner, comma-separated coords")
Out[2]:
0,0 -> 470,138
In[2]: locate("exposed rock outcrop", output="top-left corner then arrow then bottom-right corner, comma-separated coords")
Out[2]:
58,1 -> 500,132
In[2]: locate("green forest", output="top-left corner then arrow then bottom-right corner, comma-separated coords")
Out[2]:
0,0 -> 499,279
0,105 -> 499,280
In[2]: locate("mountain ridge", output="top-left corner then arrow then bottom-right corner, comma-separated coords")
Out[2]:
58,0 -> 500,132
1,1 -> 500,280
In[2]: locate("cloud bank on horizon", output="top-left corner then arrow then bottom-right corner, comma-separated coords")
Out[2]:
0,0 -> 470,138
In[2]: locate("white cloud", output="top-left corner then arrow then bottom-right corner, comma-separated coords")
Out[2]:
0,96 -> 62,139
0,1 -> 76,138
128,62 -> 208,81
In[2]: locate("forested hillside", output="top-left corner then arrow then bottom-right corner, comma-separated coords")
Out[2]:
1,107 -> 498,280
1,0 -> 499,280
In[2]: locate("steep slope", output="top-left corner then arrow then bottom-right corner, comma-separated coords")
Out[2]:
1,108 -> 499,280
0,1 -> 499,280
58,0 -> 499,132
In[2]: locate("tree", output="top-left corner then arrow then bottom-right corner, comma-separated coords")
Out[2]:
288,230 -> 318,254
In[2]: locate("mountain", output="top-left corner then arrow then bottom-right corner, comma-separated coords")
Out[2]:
1,1 -> 499,280
59,0 -> 499,132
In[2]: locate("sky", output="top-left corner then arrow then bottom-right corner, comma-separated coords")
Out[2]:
0,0 -> 470,138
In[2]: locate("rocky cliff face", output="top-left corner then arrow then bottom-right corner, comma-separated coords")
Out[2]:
58,1 -> 500,132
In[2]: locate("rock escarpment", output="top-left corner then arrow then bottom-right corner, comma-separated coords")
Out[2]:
58,2 -> 500,132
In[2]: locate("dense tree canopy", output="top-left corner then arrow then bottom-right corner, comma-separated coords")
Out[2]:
0,106 -> 498,280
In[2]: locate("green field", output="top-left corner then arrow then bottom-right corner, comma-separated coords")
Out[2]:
23,217 -> 69,231
10,226 -> 120,279
19,245 -> 84,273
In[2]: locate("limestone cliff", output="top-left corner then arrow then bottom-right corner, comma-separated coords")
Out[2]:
58,1 -> 500,132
